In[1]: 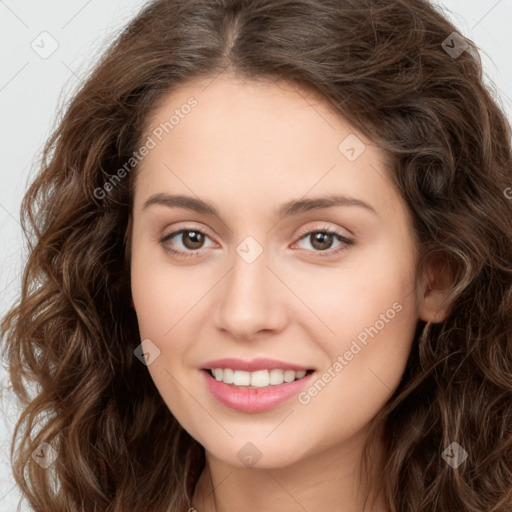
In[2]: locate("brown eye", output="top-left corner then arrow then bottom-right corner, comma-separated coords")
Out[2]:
293,226 -> 354,258
309,231 -> 334,251
160,228 -> 216,258
180,230 -> 205,250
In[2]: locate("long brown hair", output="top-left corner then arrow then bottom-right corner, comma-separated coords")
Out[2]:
2,0 -> 512,511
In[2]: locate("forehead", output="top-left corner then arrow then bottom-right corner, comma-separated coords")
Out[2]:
133,75 -> 401,222
142,75 -> 349,158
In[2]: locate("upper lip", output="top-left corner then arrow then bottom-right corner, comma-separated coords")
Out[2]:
202,358 -> 313,372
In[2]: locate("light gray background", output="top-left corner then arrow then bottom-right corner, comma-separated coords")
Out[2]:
1,0 -> 511,509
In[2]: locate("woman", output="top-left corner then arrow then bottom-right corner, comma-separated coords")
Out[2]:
2,0 -> 512,511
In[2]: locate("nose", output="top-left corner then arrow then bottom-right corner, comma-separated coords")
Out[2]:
213,244 -> 288,341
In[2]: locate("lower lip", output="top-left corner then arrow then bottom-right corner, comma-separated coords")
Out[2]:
201,369 -> 315,413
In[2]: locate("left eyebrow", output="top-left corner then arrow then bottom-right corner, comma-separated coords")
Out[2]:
274,195 -> 378,218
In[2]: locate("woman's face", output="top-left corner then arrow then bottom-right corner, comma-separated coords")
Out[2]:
130,75 -> 428,469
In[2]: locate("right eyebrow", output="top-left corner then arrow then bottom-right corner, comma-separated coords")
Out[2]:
142,193 -> 218,216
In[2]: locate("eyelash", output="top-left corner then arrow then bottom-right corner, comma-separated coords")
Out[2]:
160,225 -> 354,259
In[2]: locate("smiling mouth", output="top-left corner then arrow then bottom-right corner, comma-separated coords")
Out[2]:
204,368 -> 315,388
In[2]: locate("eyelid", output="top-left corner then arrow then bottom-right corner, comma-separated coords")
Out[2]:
294,222 -> 353,240
290,224 -> 354,257
161,226 -> 218,249
161,221 -> 216,241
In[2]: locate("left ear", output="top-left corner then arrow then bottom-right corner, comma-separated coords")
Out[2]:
417,255 -> 455,323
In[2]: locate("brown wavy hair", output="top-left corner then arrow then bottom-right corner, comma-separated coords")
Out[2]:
2,0 -> 512,510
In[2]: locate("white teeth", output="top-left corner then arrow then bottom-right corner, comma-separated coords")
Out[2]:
223,368 -> 234,384
269,369 -> 284,385
210,368 -> 310,387
233,370 -> 251,386
283,370 -> 296,382
250,370 -> 270,387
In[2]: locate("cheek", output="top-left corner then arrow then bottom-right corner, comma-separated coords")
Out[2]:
130,240 -> 210,338
286,240 -> 418,344
130,250 -> 203,413
291,238 -> 419,381
294,271 -> 418,441
330,268 -> 416,347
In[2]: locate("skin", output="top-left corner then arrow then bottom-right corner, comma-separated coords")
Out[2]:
129,74 -> 451,512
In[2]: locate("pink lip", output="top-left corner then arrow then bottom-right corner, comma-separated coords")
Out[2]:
201,369 -> 315,413
201,357 -> 313,372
